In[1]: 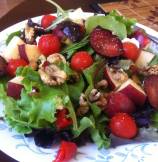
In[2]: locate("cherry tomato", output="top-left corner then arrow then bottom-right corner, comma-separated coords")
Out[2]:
55,109 -> 72,130
38,34 -> 61,56
109,113 -> 138,139
53,141 -> 77,162
123,42 -> 140,61
70,51 -> 93,72
7,59 -> 28,76
41,14 -> 56,29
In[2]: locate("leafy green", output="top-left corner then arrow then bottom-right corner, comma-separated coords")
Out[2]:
90,127 -> 110,149
68,75 -> 85,102
45,0 -> 69,30
73,116 -> 95,137
61,35 -> 89,59
89,103 -> 101,118
109,10 -> 136,35
6,30 -> 21,45
85,15 -> 127,39
151,112 -> 158,127
83,60 -> 104,95
90,114 -> 110,149
0,67 -> 78,133
148,55 -> 158,66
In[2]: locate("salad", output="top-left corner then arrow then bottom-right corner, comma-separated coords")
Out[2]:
0,0 -> 158,161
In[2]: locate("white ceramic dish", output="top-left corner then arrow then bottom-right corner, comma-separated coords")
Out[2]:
0,12 -> 158,162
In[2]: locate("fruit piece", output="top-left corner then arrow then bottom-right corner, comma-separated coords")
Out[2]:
7,76 -> 24,99
123,42 -> 140,61
135,50 -> 155,68
53,141 -> 77,162
55,109 -> 73,130
1,36 -> 24,62
144,75 -> 158,109
41,14 -> 56,29
104,66 -> 128,89
7,59 -> 28,76
70,51 -> 93,72
53,20 -> 85,43
117,79 -> 146,106
106,92 -> 135,117
90,27 -> 124,57
38,34 -> 61,56
132,29 -> 150,48
110,113 -> 138,139
25,44 -> 41,63
0,56 -> 7,76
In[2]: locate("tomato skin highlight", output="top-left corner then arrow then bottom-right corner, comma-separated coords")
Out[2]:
7,59 -> 28,76
110,113 -> 138,139
53,141 -> 77,162
123,42 -> 140,61
70,51 -> 93,72
38,34 -> 61,56
41,14 -> 56,29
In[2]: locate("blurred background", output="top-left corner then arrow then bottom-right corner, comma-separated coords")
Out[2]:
0,0 -> 24,18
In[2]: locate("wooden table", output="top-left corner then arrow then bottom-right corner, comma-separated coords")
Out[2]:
0,0 -> 107,31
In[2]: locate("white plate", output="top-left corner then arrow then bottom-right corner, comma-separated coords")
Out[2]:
0,12 -> 158,162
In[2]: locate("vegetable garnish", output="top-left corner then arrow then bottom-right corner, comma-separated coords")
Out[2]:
0,0 -> 158,162
45,0 -> 69,30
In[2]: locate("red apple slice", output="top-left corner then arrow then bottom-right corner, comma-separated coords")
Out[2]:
104,66 -> 128,89
117,79 -> 146,106
144,75 -> 158,109
7,76 -> 24,99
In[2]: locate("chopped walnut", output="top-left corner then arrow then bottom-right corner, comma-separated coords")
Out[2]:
38,54 -> 67,86
95,93 -> 108,110
39,64 -> 67,86
77,93 -> 89,116
141,65 -> 158,76
89,89 -> 101,102
95,80 -> 108,89
24,24 -> 35,44
47,53 -> 66,64
77,106 -> 89,116
79,93 -> 88,107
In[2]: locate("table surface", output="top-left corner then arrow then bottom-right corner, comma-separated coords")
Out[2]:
0,0 -> 157,162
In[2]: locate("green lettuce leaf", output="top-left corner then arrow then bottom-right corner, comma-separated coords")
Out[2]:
83,60 -> 104,95
85,15 -> 127,39
0,67 -> 78,133
68,75 -> 85,102
109,10 -> 136,35
6,30 -> 21,45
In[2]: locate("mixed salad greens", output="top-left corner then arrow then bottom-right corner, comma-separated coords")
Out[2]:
0,0 -> 158,161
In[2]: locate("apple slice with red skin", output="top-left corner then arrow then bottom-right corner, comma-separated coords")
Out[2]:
144,75 -> 158,109
104,66 -> 128,89
7,76 -> 24,99
117,79 -> 146,106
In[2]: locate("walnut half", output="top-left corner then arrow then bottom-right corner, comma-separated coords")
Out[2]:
38,54 -> 67,86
